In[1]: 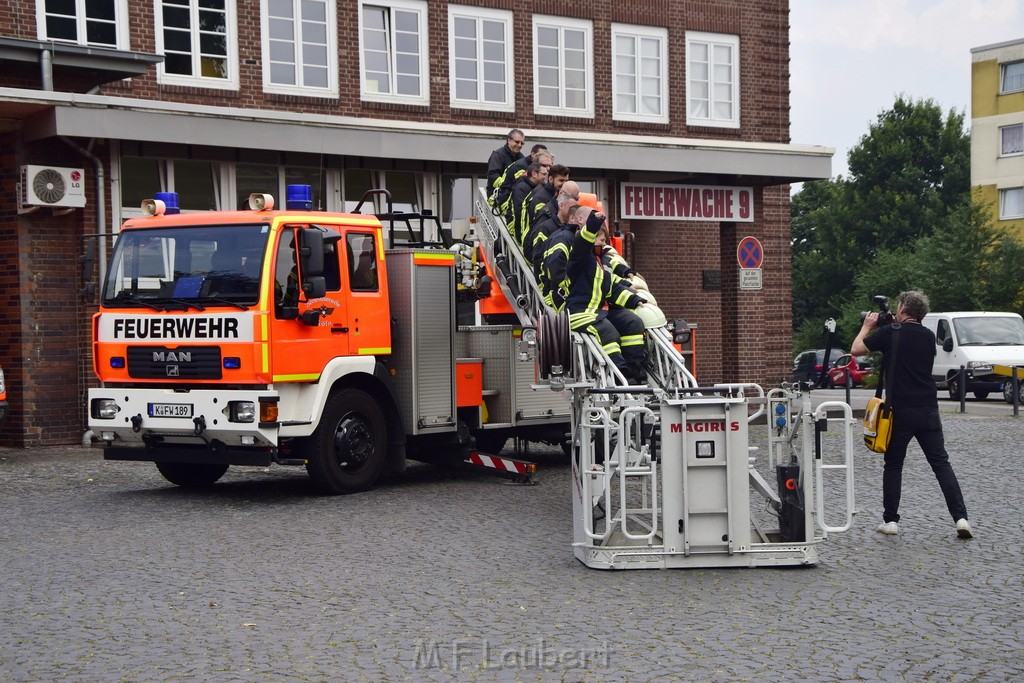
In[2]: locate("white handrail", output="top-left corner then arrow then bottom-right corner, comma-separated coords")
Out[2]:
813,400 -> 856,533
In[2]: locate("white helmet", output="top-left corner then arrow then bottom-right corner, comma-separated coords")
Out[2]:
629,274 -> 648,291
634,288 -> 657,306
634,303 -> 667,329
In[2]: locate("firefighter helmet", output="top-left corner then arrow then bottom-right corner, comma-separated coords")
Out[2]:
634,288 -> 657,306
629,274 -> 648,291
634,303 -> 667,329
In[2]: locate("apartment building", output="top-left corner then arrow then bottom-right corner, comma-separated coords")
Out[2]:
0,0 -> 830,446
971,37 -> 1024,236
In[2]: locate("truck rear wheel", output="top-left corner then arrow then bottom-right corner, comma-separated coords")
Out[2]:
155,462 -> 228,488
473,431 -> 507,455
306,388 -> 386,494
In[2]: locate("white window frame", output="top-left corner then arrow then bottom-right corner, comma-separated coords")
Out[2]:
36,0 -> 130,50
358,0 -> 430,106
260,0 -> 338,98
447,5 -> 514,112
154,0 -> 239,90
1000,61 -> 1024,94
999,187 -> 1024,220
1000,123 -> 1024,157
686,31 -> 740,129
532,15 -> 594,118
611,23 -> 668,124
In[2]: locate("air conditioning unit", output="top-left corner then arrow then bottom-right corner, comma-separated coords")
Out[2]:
20,165 -> 87,209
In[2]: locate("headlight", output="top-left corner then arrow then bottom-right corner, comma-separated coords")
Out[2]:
91,398 -> 120,419
967,361 -> 992,373
228,401 -> 256,423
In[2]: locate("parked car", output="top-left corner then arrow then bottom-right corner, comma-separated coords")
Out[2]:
826,354 -> 875,388
792,348 -> 846,384
922,311 -> 1024,401
0,366 -> 6,425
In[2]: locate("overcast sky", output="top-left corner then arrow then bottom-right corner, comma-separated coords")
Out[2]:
789,0 -> 1024,180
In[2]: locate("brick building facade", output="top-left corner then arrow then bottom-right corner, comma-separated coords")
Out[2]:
0,0 -> 830,446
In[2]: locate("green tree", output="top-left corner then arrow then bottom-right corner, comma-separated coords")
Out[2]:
833,200 -> 1024,342
792,96 -> 972,344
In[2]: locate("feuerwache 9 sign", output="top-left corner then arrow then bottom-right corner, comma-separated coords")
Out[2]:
620,183 -> 754,222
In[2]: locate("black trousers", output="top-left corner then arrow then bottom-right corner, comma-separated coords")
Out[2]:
882,405 -> 967,523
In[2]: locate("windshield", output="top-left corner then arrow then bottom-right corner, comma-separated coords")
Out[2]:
952,316 -> 1024,346
103,224 -> 269,309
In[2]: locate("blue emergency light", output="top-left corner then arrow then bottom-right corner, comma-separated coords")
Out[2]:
286,184 -> 313,210
154,192 -> 180,214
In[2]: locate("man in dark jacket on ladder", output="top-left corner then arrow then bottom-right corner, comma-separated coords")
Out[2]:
486,129 -> 525,198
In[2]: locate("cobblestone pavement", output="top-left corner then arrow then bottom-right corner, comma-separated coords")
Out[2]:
1,407 -> 1021,682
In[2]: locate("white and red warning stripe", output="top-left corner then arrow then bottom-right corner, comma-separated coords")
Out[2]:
466,451 -> 534,475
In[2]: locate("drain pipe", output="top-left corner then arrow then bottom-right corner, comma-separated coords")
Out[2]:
61,137 -> 106,447
40,48 -> 53,91
60,136 -> 106,296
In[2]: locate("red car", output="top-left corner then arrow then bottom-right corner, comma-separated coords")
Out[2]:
827,354 -> 875,388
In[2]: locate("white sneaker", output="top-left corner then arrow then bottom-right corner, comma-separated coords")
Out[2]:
956,518 -> 974,539
876,521 -> 899,535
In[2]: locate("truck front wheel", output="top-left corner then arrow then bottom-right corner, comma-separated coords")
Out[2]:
155,462 -> 228,488
306,388 -> 386,494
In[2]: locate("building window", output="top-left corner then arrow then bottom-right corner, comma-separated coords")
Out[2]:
1001,61 -> 1024,94
686,31 -> 739,129
261,0 -> 338,97
448,5 -> 513,112
359,0 -> 429,105
1001,124 -> 1024,157
533,15 -> 593,118
37,0 -> 129,49
1000,187 -> 1024,220
156,0 -> 238,89
611,23 -> 668,124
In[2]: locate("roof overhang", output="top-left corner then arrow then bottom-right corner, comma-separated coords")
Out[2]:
0,38 -> 162,85
4,87 -> 833,184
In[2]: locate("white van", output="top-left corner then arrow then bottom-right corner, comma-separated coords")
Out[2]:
921,311 -> 1024,401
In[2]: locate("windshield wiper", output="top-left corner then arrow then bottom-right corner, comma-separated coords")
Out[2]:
108,293 -> 165,311
204,297 -> 250,311
158,298 -> 207,312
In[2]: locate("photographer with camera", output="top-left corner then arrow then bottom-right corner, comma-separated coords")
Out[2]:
852,290 -> 974,539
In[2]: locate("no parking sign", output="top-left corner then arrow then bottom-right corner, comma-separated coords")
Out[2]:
737,236 -> 764,269
737,236 -> 763,291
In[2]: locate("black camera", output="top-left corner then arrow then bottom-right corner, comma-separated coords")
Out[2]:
860,295 -> 894,327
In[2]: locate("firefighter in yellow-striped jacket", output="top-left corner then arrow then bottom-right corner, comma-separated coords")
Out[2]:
564,204 -> 648,384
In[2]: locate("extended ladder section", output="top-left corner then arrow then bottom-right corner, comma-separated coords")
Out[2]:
472,188 -> 696,392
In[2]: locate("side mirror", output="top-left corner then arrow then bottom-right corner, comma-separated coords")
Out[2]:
301,228 -> 324,276
303,276 -> 326,299
81,236 -> 97,302
942,337 -> 954,353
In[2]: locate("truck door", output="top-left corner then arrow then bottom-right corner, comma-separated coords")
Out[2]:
268,225 -> 350,382
341,228 -> 391,357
